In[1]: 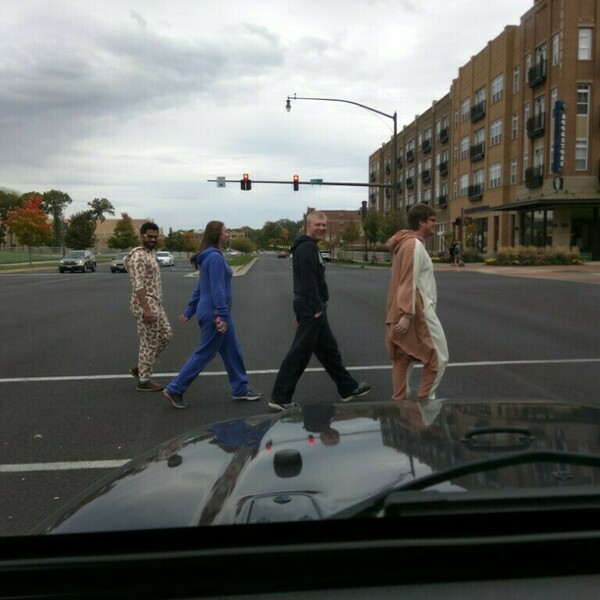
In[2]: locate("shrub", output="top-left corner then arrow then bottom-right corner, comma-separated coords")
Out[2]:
493,245 -> 581,266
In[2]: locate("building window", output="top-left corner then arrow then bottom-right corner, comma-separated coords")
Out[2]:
474,86 -> 486,104
577,84 -> 590,115
490,118 -> 503,146
461,97 -> 471,122
473,128 -> 485,145
575,139 -> 588,170
423,188 -> 431,204
460,136 -> 469,159
489,163 -> 501,188
525,54 -> 531,84
579,28 -> 592,60
513,66 -> 520,93
491,74 -> 504,103
459,174 -> 469,196
512,113 -> 519,140
510,159 -> 517,184
473,168 -> 484,187
552,33 -> 560,66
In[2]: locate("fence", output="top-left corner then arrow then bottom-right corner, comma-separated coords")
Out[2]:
0,246 -> 64,265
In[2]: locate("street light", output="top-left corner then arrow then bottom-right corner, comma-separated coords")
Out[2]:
285,93 -> 398,210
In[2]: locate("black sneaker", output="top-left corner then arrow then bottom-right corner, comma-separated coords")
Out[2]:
267,401 -> 300,412
136,379 -> 165,392
162,389 -> 188,409
340,383 -> 371,403
232,388 -> 262,401
129,366 -> 139,379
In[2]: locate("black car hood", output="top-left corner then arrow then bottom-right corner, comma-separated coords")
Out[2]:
35,399 -> 600,533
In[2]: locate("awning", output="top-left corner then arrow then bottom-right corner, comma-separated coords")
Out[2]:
493,198 -> 600,211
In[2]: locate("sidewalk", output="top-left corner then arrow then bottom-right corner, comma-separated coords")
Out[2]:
434,261 -> 600,285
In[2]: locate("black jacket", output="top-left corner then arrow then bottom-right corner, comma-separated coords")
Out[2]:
291,234 -> 328,313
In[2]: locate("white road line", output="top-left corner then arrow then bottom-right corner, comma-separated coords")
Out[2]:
1,358 -> 600,384
0,460 -> 129,473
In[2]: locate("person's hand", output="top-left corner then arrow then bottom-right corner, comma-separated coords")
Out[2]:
393,315 -> 411,334
215,317 -> 227,333
314,310 -> 324,318
142,307 -> 155,324
178,314 -> 189,323
293,317 -> 299,328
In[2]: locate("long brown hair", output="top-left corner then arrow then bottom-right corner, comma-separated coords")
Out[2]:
190,220 -> 224,267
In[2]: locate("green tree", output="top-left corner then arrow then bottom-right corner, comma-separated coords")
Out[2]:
6,194 -> 52,263
362,208 -> 382,247
65,211 -> 96,249
230,237 -> 255,253
41,189 -> 72,247
163,229 -> 185,252
87,198 -> 115,222
0,189 -> 23,246
380,209 -> 406,241
182,231 -> 197,254
107,213 -> 138,250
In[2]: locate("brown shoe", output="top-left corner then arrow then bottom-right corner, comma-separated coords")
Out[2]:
136,379 -> 165,392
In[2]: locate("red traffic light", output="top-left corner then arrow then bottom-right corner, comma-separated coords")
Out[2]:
240,173 -> 251,191
293,175 -> 299,191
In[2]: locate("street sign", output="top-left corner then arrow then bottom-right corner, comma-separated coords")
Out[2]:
217,176 -> 226,188
310,178 -> 323,185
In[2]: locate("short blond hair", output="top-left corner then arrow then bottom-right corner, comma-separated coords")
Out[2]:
307,210 -> 327,224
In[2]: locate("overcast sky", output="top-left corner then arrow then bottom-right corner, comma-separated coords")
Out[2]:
1,0 -> 532,231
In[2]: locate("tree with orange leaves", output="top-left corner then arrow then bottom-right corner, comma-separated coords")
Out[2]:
5,194 -> 52,263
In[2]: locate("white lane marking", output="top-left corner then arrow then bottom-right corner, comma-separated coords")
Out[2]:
1,358 -> 600,384
0,461 -> 129,473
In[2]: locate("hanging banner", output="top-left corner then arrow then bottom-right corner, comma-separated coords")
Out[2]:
552,101 -> 566,174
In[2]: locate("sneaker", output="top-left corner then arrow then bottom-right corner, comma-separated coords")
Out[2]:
268,401 -> 300,412
340,383 -> 372,403
162,389 -> 188,409
129,366 -> 139,379
232,388 -> 262,401
136,379 -> 165,392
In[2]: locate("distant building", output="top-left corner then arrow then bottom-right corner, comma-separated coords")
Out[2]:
304,206 -> 363,250
93,219 -> 161,251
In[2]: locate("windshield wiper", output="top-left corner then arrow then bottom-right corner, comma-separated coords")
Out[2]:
328,450 -> 600,520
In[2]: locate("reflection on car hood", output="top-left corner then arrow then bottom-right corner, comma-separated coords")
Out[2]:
35,399 -> 600,533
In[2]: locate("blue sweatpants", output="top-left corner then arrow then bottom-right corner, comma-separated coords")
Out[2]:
166,314 -> 249,397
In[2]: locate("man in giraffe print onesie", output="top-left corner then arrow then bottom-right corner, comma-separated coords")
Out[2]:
125,222 -> 173,391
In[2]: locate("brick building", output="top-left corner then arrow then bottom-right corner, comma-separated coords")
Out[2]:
370,0 -> 600,259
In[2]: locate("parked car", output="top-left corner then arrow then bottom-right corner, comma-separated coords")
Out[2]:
110,252 -> 128,273
277,251 -> 288,258
155,251 -> 175,267
58,250 -> 96,273
320,251 -> 332,262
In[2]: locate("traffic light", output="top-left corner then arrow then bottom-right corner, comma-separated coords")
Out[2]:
240,173 -> 251,191
293,175 -> 299,191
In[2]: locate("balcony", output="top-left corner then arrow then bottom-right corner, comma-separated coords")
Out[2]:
421,138 -> 432,153
527,112 -> 545,138
370,172 -> 376,182
421,169 -> 431,183
385,164 -> 391,175
468,184 -> 483,201
438,161 -> 448,176
471,100 -> 486,123
396,156 -> 403,169
470,142 -> 485,161
439,127 -> 449,143
405,176 -> 414,189
525,166 -> 544,188
369,194 -> 376,203
528,59 -> 546,88
396,182 -> 403,194
406,149 -> 415,162
436,194 -> 448,208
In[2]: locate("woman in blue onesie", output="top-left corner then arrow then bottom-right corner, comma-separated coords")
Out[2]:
162,221 -> 261,409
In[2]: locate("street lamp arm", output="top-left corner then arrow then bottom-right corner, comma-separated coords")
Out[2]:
287,94 -> 395,122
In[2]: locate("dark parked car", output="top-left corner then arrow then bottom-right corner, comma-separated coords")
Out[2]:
58,250 -> 96,273
34,399 -> 600,532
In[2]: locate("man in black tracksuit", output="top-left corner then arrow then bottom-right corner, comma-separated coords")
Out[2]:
269,211 -> 371,411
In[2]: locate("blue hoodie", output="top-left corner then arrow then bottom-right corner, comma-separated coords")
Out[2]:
183,247 -> 233,323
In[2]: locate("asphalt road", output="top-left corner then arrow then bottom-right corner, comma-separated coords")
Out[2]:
1,254 -> 599,535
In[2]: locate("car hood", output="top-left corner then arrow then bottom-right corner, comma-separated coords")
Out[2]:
35,399 -> 600,533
